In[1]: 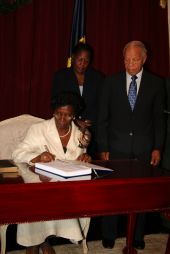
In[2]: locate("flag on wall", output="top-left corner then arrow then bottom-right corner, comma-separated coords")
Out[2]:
67,0 -> 85,67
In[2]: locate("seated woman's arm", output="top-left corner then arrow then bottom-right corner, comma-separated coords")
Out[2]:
12,124 -> 47,164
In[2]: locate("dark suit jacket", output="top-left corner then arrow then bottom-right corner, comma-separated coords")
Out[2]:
96,70 -> 166,160
162,77 -> 170,169
51,67 -> 105,128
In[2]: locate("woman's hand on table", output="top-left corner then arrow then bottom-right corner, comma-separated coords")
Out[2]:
77,153 -> 91,163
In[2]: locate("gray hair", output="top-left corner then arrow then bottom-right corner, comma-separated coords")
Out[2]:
123,40 -> 147,56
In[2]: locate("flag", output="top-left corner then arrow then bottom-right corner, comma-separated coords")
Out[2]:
67,0 -> 85,67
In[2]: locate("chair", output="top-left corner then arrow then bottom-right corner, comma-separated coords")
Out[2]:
0,114 -> 43,254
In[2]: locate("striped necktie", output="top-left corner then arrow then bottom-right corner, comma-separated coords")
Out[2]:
128,75 -> 137,110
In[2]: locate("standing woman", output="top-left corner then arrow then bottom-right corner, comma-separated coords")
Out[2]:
51,43 -> 105,158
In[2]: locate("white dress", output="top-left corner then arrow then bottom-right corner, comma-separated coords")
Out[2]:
12,118 -> 90,247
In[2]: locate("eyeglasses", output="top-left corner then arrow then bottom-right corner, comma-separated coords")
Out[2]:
54,112 -> 74,120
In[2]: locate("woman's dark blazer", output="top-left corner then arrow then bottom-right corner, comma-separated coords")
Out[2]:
51,67 -> 105,128
96,70 -> 166,158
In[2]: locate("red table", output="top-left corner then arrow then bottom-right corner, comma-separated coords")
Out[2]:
0,159 -> 170,254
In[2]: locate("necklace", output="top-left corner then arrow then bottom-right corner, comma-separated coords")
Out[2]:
59,126 -> 71,138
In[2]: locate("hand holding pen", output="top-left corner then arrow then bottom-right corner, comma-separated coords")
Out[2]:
30,145 -> 55,164
39,145 -> 55,162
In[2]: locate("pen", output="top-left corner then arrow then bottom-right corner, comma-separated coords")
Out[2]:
44,145 -> 50,153
44,145 -> 56,161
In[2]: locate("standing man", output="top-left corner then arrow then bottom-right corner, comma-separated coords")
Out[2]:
96,41 -> 166,250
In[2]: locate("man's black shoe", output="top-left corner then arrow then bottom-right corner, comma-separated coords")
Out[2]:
102,238 -> 115,249
133,240 -> 145,250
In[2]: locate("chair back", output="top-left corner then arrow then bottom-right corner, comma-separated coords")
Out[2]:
0,114 -> 43,159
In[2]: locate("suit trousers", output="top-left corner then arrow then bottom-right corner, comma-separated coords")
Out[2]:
101,213 -> 146,241
101,151 -> 149,241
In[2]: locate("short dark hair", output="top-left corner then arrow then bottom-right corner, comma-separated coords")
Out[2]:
72,42 -> 93,63
52,91 -> 86,117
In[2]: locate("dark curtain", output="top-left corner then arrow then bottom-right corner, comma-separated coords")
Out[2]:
0,0 -> 169,120
86,0 -> 169,76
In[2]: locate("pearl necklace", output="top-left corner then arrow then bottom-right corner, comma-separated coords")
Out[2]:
59,126 -> 71,138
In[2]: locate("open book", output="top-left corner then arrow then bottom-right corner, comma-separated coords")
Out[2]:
35,160 -> 113,178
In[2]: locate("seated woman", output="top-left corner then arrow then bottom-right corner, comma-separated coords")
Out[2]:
12,92 -> 91,254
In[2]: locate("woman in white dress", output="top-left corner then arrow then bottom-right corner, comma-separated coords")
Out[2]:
12,92 -> 91,254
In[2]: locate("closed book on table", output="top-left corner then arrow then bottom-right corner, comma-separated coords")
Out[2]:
0,160 -> 18,173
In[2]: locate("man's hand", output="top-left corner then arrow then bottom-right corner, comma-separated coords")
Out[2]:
98,152 -> 109,160
150,149 -> 161,166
